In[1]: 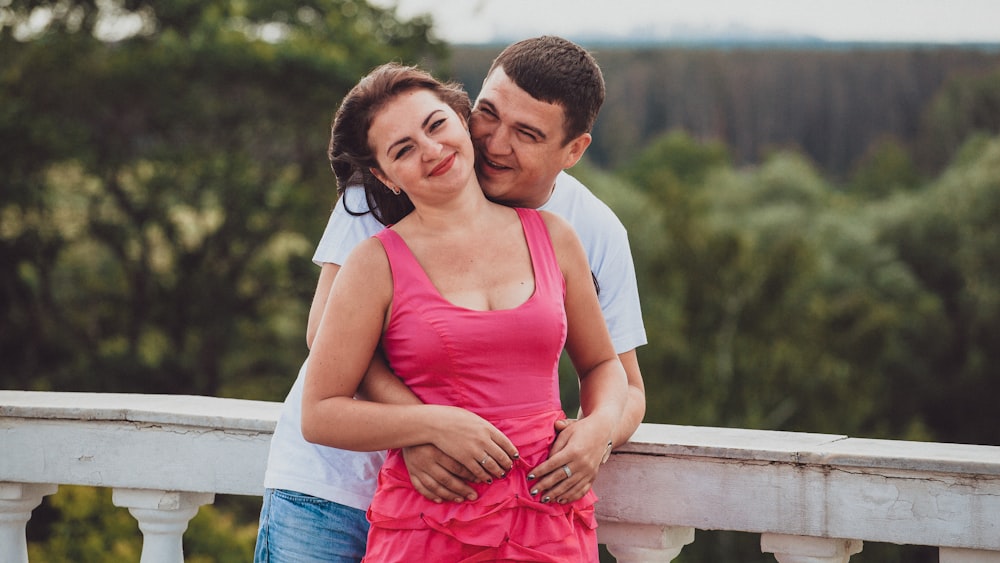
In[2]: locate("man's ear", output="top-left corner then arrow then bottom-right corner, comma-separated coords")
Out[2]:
561,132 -> 592,170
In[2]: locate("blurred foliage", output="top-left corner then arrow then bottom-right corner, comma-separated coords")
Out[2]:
0,0 -> 444,400
848,135 -> 921,198
3,1 -> 1000,561
877,135 -> 1000,446
916,66 -> 1000,173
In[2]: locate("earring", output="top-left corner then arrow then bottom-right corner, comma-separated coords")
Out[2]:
388,185 -> 400,196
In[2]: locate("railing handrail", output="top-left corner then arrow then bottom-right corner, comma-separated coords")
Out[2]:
3,390 -> 1000,554
0,390 -> 281,432
6,390 -> 997,478
620,421 -> 1000,477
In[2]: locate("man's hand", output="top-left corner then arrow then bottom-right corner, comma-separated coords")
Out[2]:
402,444 -> 479,504
554,418 -> 572,434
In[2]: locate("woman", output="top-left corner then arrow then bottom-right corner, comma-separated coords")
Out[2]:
302,63 -> 627,561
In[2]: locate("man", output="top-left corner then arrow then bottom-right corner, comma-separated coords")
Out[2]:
255,36 -> 646,562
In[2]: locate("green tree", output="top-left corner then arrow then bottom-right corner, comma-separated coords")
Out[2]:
611,130 -> 730,425
615,139 -> 947,440
621,128 -> 731,195
848,135 -> 921,198
614,140 -> 947,563
2,3 -> 443,558
916,67 -> 1000,175
878,135 -> 1000,446
0,0 -> 444,398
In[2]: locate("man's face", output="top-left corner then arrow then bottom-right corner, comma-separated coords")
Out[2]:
469,68 -> 590,209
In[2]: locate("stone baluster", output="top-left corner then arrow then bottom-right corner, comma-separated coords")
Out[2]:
0,482 -> 59,563
602,523 -> 695,562
112,488 -> 215,563
761,533 -> 862,563
940,548 -> 1000,563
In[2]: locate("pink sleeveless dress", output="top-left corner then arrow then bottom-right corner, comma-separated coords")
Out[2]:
363,207 -> 598,562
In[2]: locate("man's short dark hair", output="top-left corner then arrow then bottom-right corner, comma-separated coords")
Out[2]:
487,36 -> 605,145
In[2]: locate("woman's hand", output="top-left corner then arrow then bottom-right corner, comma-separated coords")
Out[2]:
426,405 -> 520,485
526,416 -> 613,504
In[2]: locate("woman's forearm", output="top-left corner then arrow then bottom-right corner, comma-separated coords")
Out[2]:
578,357 -> 628,438
301,394 -> 520,483
301,398 -> 446,451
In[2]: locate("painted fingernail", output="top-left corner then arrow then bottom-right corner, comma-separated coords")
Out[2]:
486,478 -> 493,484
500,472 -> 506,478
542,496 -> 551,504
526,473 -> 535,480
558,498 -> 567,504
513,452 -> 520,459
530,488 -> 539,496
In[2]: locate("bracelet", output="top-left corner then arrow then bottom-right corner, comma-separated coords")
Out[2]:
600,440 -> 613,464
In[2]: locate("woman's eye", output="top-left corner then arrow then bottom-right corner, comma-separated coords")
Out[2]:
429,118 -> 446,131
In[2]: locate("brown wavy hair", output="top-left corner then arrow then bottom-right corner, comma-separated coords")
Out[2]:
328,62 -> 472,225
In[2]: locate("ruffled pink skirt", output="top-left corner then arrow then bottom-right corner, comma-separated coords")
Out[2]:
363,410 -> 598,562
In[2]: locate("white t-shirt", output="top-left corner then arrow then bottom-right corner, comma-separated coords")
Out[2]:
263,171 -> 646,509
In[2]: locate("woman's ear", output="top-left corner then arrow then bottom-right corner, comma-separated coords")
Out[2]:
370,167 -> 400,195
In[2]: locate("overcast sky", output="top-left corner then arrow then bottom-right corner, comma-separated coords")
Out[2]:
372,0 -> 1000,45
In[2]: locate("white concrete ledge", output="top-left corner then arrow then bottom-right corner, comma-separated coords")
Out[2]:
0,391 -> 281,432
0,391 -> 280,496
2,390 -> 999,554
621,423 -> 1000,477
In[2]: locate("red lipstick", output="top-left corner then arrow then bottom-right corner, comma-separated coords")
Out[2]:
430,153 -> 456,177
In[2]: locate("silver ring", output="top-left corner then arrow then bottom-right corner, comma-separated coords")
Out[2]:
479,455 -> 489,465
562,465 -> 572,478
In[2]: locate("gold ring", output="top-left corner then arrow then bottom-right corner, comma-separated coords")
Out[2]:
562,465 -> 572,478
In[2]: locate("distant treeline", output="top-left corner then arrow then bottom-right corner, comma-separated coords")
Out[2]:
446,45 -> 1000,179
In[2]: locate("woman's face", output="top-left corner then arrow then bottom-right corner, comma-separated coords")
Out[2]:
368,88 -> 474,200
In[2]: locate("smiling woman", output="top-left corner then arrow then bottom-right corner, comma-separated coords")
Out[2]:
367,90 -> 473,201
298,62 -> 628,562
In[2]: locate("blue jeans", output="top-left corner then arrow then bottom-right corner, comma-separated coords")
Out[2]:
254,488 -> 369,563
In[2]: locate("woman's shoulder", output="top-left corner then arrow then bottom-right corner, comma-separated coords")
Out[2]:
340,235 -> 392,277
536,208 -> 576,244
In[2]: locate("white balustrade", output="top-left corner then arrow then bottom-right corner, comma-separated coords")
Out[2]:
2,390 -> 999,562
761,533 -> 863,563
940,547 -> 1000,563
111,489 -> 215,563
0,482 -> 59,563
602,523 -> 695,562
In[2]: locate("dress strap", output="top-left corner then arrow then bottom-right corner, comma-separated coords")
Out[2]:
515,207 -> 565,298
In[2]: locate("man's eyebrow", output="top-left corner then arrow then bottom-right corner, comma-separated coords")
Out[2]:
385,109 -> 443,156
478,99 -> 547,140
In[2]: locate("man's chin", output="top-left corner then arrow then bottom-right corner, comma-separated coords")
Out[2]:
479,181 -> 504,200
